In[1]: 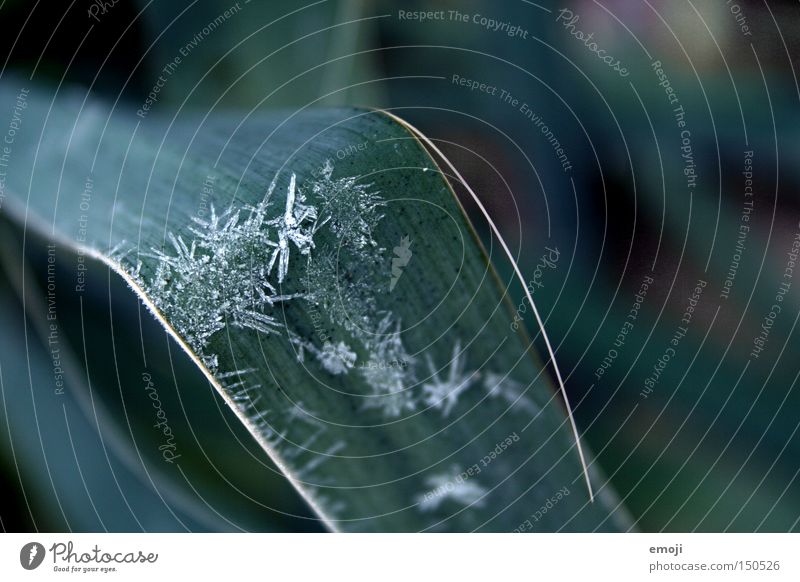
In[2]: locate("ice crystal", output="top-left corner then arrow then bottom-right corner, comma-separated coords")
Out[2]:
228,389 -> 347,481
359,314 -> 417,417
318,341 -> 357,375
266,173 -> 320,283
295,166 -> 420,418
290,334 -> 357,376
136,173 -> 312,352
218,368 -> 275,439
296,440 -> 346,478
271,401 -> 348,480
312,492 -> 348,516
415,466 -> 487,512
421,341 -> 477,417
219,368 -> 264,411
482,372 -> 540,415
311,159 -> 385,249
301,251 -> 377,333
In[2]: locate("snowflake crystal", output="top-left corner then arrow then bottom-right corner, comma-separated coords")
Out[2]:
290,334 -> 357,376
267,173 -> 320,283
359,314 -> 417,417
482,372 -> 540,415
318,341 -> 357,375
415,466 -> 487,512
421,341 -> 477,417
311,159 -> 385,250
134,173 -> 315,354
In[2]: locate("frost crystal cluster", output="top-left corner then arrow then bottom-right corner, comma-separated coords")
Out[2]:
267,173 -> 320,283
112,159 -> 551,523
121,161 -> 543,486
134,173 -> 315,354
311,160 -> 385,249
287,165 -> 542,421
359,314 -> 417,417
421,341 -> 476,417
414,466 -> 488,512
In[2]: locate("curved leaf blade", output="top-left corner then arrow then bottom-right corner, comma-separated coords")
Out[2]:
0,84 -> 628,531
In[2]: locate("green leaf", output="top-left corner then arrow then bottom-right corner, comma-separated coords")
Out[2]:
0,83 -> 629,531
0,225 -> 215,531
0,216 -> 322,531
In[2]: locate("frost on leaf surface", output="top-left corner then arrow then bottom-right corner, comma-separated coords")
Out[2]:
421,341 -> 477,417
359,314 -> 417,417
415,466 -> 488,512
121,160 -> 537,428
482,372 -> 540,415
311,159 -> 384,250
132,174 -> 313,356
296,165 -> 421,417
318,341 -> 357,375
302,250 -> 379,333
266,173 -> 320,283
290,334 -> 357,376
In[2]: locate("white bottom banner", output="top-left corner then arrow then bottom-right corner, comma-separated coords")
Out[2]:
0,533 -> 795,580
